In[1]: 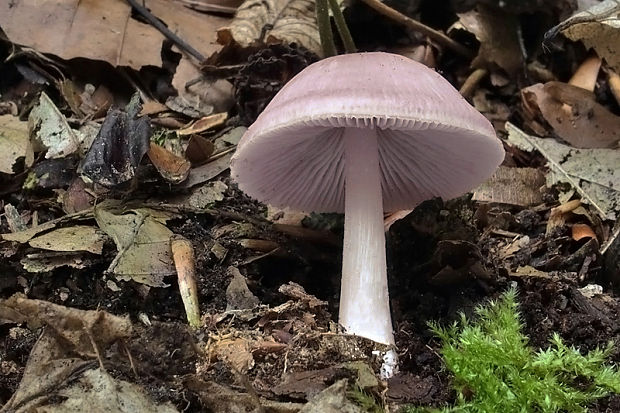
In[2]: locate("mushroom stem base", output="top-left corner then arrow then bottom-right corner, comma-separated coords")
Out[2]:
339,127 -> 394,346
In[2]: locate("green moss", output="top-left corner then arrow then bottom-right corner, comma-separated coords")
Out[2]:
405,289 -> 620,413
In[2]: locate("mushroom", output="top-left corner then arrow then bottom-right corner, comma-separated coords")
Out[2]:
231,52 -> 504,353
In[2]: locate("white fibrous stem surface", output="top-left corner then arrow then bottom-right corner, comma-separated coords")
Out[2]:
339,127 -> 394,346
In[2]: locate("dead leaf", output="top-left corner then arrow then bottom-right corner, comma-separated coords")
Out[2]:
183,152 -> 233,188
81,94 -> 151,187
521,82 -> 620,148
28,225 -> 107,254
572,223 -> 597,241
186,135 -> 216,165
0,0 -> 228,69
473,166 -> 546,206
454,4 -> 523,75
506,123 -> 620,219
218,0 -> 321,56
213,338 -> 255,372
177,112 -> 228,136
226,266 -> 260,311
546,199 -> 582,235
558,0 -> 620,73
0,114 -> 34,174
0,294 -> 132,354
94,201 -> 176,286
147,142 -> 191,184
28,92 -> 80,159
21,252 -> 93,273
188,181 -> 228,208
299,379 -> 363,413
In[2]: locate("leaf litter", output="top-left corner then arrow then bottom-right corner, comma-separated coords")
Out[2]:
2,0 -> 620,412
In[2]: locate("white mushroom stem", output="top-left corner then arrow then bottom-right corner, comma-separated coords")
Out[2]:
340,127 -> 394,346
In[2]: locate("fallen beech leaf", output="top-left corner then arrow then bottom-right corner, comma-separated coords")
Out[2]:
183,152 -> 233,188
148,142 -> 191,184
28,92 -> 80,159
0,0 -> 228,69
506,123 -> 620,219
454,4 -> 522,75
521,82 -> 620,148
572,223 -> 597,241
28,225 -> 107,254
558,0 -> 620,73
94,201 -> 176,286
473,166 -> 546,207
0,115 -> 33,174
218,0 -> 321,56
185,135 -> 215,165
177,112 -> 228,136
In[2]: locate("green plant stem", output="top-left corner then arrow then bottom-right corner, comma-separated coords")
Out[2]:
327,0 -> 356,53
316,0 -> 337,57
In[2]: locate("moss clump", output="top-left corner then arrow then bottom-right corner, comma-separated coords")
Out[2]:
406,289 -> 620,413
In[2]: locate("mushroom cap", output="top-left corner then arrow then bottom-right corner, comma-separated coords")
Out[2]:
231,52 -> 504,213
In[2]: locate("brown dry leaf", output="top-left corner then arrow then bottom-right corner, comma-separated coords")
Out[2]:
186,135 -> 216,166
177,113 -> 228,136
148,142 -> 191,184
212,338 -> 255,372
521,82 -> 620,148
572,223 -> 597,241
226,266 -> 260,311
546,199 -> 582,236
28,225 -> 107,254
0,114 -> 34,174
454,4 -> 523,75
0,0 -> 228,69
0,294 -> 132,356
218,0 -> 321,56
558,0 -> 620,73
472,166 -> 546,207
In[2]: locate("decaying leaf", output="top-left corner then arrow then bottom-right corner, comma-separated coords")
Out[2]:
81,94 -> 151,187
454,4 -> 523,75
521,82 -> 620,149
218,0 -> 321,56
147,142 -> 191,184
212,337 -> 255,372
21,252 -> 93,273
28,225 -> 107,254
94,201 -> 176,286
557,0 -> 620,73
0,0 -> 228,69
226,266 -> 260,311
177,112 -> 228,136
0,114 -> 34,174
33,368 -> 180,413
28,92 -> 80,159
473,166 -> 546,206
187,181 -> 228,208
0,294 -> 132,355
184,152 -> 233,188
506,123 -> 620,219
299,379 -> 363,413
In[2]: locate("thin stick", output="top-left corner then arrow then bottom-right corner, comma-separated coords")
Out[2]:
358,0 -> 473,58
327,0 -> 356,53
316,0 -> 337,57
459,68 -> 488,98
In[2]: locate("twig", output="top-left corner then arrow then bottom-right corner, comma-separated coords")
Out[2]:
125,0 -> 205,62
357,0 -> 473,58
316,0 -> 337,57
328,0 -> 356,53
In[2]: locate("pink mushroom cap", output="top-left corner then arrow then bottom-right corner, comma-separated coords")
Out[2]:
231,52 -> 504,213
